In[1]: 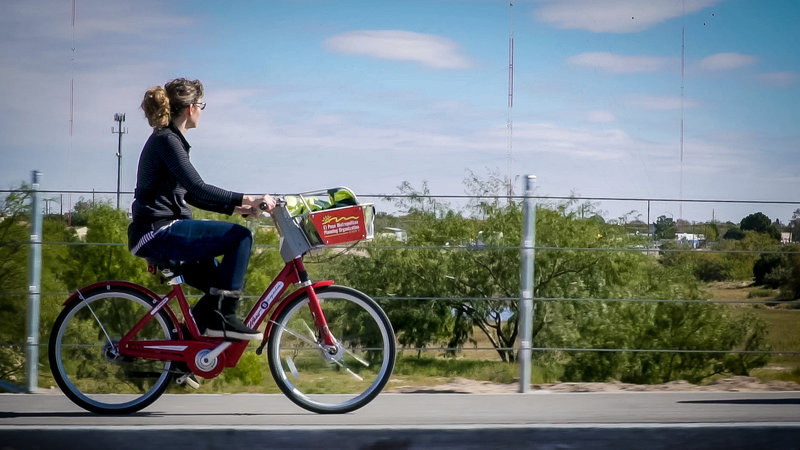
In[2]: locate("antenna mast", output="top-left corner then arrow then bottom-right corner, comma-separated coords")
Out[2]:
680,0 -> 685,222
507,1 -> 515,198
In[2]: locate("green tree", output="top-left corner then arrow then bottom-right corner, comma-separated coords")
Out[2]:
59,203 -> 153,289
789,209 -> 800,243
741,212 -> 780,240
660,241 -> 730,282
723,227 -> 746,240
0,187 -> 31,385
67,198 -> 94,227
753,253 -> 784,287
781,245 -> 800,300
700,223 -> 719,242
653,215 -> 677,240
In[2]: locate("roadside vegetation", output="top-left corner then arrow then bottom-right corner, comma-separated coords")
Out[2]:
1,173 -> 798,391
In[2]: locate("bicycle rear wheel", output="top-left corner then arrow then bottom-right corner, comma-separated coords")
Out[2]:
267,285 -> 396,414
48,285 -> 176,414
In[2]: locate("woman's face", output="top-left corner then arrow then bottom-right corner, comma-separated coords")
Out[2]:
186,98 -> 204,129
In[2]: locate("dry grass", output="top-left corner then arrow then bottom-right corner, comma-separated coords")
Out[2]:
703,280 -> 759,303
703,281 -> 800,384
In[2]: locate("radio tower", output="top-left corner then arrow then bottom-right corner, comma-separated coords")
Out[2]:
506,1 -> 515,199
679,2 -> 685,222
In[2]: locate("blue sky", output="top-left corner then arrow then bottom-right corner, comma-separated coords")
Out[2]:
1,0 -> 798,223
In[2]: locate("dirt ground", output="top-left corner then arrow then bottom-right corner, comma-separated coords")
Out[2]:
387,376 -> 800,394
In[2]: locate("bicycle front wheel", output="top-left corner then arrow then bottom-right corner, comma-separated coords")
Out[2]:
267,285 -> 396,414
48,285 -> 176,414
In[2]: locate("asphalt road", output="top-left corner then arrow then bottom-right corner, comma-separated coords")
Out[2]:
2,391 -> 800,449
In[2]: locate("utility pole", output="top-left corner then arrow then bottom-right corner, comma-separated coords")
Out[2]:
112,113 -> 127,209
518,174 -> 535,393
26,170 -> 42,393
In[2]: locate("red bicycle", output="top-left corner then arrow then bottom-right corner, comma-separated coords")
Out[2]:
48,190 -> 396,415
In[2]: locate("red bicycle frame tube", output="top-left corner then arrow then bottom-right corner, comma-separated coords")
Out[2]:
113,283 -> 245,377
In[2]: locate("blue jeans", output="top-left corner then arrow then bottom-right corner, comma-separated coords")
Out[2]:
135,220 -> 252,292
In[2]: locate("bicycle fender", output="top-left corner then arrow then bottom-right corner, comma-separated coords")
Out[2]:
63,281 -> 183,334
256,280 -> 335,353
63,281 -> 163,306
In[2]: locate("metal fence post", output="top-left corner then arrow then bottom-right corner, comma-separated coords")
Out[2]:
518,174 -> 536,393
26,170 -> 42,393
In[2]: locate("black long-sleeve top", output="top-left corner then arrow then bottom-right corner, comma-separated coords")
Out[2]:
128,123 -> 243,251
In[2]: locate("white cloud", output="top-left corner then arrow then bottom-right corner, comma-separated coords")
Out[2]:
569,52 -> 673,74
324,30 -> 473,69
535,0 -> 721,33
588,110 -> 616,123
627,94 -> 699,111
757,71 -> 800,88
492,122 -> 636,160
697,52 -> 757,71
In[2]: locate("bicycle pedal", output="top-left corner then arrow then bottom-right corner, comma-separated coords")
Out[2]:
176,373 -> 200,389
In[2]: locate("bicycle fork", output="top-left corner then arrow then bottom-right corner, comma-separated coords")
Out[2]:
255,259 -> 337,357
293,257 -> 336,348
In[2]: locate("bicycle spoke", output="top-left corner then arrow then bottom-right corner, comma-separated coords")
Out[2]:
271,319 -> 320,348
329,358 -> 364,381
79,290 -> 114,348
302,320 -> 316,341
285,356 -> 300,378
343,346 -> 369,368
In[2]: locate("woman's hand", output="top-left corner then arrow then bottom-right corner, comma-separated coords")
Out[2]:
241,194 -> 277,215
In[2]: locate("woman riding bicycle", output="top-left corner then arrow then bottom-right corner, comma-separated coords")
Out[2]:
128,77 -> 276,341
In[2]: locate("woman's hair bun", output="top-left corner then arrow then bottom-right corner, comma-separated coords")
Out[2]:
141,86 -> 171,128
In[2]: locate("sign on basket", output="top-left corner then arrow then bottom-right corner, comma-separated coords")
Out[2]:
307,205 -> 367,245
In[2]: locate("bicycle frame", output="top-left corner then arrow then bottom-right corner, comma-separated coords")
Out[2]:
62,256 -> 335,379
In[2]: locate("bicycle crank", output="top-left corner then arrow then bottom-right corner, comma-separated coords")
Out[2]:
190,342 -> 231,378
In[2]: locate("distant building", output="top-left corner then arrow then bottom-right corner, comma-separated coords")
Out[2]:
781,232 -> 792,244
75,226 -> 88,240
676,233 -> 705,248
379,227 -> 407,242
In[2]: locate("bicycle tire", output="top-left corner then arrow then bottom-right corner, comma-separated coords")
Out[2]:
267,285 -> 396,414
48,285 -> 176,414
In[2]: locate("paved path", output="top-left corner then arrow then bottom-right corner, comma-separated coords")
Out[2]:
2,391 -> 799,449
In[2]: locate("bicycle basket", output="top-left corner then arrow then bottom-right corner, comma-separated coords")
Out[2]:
289,187 -> 375,247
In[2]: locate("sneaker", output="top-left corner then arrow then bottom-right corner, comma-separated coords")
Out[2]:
192,294 -> 217,335
206,315 -> 263,341
205,292 -> 263,341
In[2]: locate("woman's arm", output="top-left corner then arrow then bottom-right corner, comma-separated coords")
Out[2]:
159,133 -> 243,214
